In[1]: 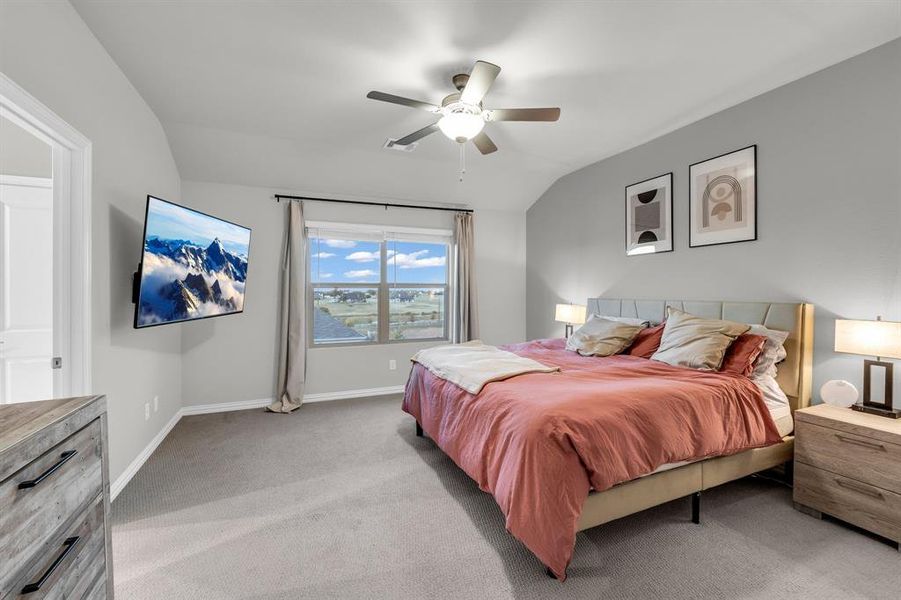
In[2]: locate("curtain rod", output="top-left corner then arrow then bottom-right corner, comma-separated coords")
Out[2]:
273,194 -> 474,214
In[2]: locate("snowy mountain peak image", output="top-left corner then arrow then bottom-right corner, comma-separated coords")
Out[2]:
136,197 -> 251,327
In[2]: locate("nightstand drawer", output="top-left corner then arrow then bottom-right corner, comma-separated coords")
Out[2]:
797,422 -> 901,494
794,463 -> 901,542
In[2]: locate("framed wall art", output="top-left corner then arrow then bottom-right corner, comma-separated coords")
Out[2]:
689,145 -> 756,247
625,172 -> 673,255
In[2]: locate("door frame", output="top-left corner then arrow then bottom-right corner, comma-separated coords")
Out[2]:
1,73 -> 92,397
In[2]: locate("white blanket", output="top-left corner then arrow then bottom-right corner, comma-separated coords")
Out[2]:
411,341 -> 559,394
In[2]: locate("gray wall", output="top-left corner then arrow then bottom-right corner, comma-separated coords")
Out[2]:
527,38 -> 901,399
179,181 -> 526,406
1,1 -> 184,482
0,116 -> 51,178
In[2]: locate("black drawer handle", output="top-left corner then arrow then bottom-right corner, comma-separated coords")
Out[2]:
18,450 -> 78,490
21,536 -> 80,594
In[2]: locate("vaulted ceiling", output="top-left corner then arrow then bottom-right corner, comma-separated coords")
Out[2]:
73,1 -> 900,211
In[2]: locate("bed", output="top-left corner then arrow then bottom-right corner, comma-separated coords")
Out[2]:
403,298 -> 814,580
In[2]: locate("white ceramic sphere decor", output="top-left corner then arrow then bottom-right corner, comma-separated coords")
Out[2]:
820,379 -> 859,407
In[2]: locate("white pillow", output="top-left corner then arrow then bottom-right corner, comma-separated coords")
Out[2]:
566,316 -> 646,357
751,374 -> 790,410
748,324 -> 789,378
590,314 -> 650,327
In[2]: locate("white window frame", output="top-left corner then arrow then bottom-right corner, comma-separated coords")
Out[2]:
306,221 -> 453,347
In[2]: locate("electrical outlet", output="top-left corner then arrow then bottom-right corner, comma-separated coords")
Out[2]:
153,396 -> 159,412
389,359 -> 397,371
144,402 -> 150,421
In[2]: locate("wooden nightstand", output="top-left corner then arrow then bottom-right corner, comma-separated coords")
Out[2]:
793,403 -> 901,549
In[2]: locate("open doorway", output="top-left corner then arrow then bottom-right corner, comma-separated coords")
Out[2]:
0,74 -> 92,403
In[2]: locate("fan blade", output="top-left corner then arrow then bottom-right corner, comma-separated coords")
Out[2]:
460,61 -> 501,105
395,123 -> 440,146
366,91 -> 439,113
485,108 -> 561,122
472,131 -> 498,155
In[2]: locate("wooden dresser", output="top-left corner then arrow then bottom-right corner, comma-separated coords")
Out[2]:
794,403 -> 901,550
0,396 -> 113,598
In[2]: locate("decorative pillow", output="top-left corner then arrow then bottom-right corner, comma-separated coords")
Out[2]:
590,314 -> 650,327
566,315 -> 646,357
651,307 -> 750,371
719,333 -> 767,376
748,324 -> 790,378
626,322 -> 666,359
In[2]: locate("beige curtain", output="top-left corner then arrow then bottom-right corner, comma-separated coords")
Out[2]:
453,212 -> 479,343
268,201 -> 306,413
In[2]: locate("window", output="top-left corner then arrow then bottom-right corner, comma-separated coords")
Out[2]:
309,223 -> 450,346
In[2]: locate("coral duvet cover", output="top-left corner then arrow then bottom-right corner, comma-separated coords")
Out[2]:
402,338 -> 781,580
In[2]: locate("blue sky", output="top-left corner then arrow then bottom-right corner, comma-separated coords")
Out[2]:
310,238 -> 447,284
146,197 -> 250,256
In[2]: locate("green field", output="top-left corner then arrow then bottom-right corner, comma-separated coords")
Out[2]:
314,290 -> 445,340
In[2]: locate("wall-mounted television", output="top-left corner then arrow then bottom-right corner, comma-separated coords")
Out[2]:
133,195 -> 251,328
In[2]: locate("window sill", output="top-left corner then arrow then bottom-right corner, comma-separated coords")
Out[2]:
310,337 -> 448,349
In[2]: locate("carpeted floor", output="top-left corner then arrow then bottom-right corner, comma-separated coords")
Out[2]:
112,395 -> 901,599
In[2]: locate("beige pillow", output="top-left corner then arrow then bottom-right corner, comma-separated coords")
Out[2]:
566,315 -> 646,357
651,307 -> 750,371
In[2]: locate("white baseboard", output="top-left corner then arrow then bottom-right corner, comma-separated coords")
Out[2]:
110,408 -> 182,501
181,397 -> 272,416
303,384 -> 405,403
110,385 -> 405,501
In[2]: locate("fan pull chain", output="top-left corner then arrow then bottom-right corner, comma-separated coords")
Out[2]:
459,143 -> 466,182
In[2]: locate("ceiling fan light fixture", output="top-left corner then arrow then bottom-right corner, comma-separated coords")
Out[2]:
437,106 -> 485,143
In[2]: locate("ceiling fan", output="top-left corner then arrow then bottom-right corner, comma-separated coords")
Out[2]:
366,60 -> 560,155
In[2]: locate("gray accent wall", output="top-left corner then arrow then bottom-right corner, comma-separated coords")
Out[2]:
527,38 -> 901,399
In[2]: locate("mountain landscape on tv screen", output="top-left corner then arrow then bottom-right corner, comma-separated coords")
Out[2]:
137,235 -> 249,326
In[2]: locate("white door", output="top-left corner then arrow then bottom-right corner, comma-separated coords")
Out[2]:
0,175 -> 53,403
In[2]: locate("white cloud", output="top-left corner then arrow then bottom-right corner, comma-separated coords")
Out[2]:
345,269 -> 377,278
345,250 -> 381,263
318,273 -> 333,279
324,239 -> 356,249
389,249 -> 446,269
313,252 -> 335,258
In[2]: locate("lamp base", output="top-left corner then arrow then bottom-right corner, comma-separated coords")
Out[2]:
851,403 -> 901,419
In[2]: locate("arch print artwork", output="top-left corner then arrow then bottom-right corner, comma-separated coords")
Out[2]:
689,145 -> 757,247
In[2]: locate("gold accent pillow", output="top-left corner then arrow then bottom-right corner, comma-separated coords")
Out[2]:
651,307 -> 750,371
566,315 -> 646,357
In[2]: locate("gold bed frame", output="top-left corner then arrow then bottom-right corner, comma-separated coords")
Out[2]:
576,299 -> 815,533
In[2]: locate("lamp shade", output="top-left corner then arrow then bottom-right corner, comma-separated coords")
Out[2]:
555,303 -> 587,325
834,319 -> 901,359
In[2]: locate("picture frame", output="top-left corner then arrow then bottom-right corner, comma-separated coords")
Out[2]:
689,145 -> 757,247
625,172 -> 673,256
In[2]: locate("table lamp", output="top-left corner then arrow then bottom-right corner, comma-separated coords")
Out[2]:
834,317 -> 901,418
555,303 -> 586,339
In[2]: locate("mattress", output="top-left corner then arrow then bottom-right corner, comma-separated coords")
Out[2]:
646,404 -> 793,476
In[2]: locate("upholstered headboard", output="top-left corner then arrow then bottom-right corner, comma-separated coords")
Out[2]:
586,298 -> 815,412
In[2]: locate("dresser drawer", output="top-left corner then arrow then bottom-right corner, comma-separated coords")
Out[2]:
794,462 -> 901,543
797,421 -> 901,494
9,497 -> 107,600
0,419 -> 103,593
